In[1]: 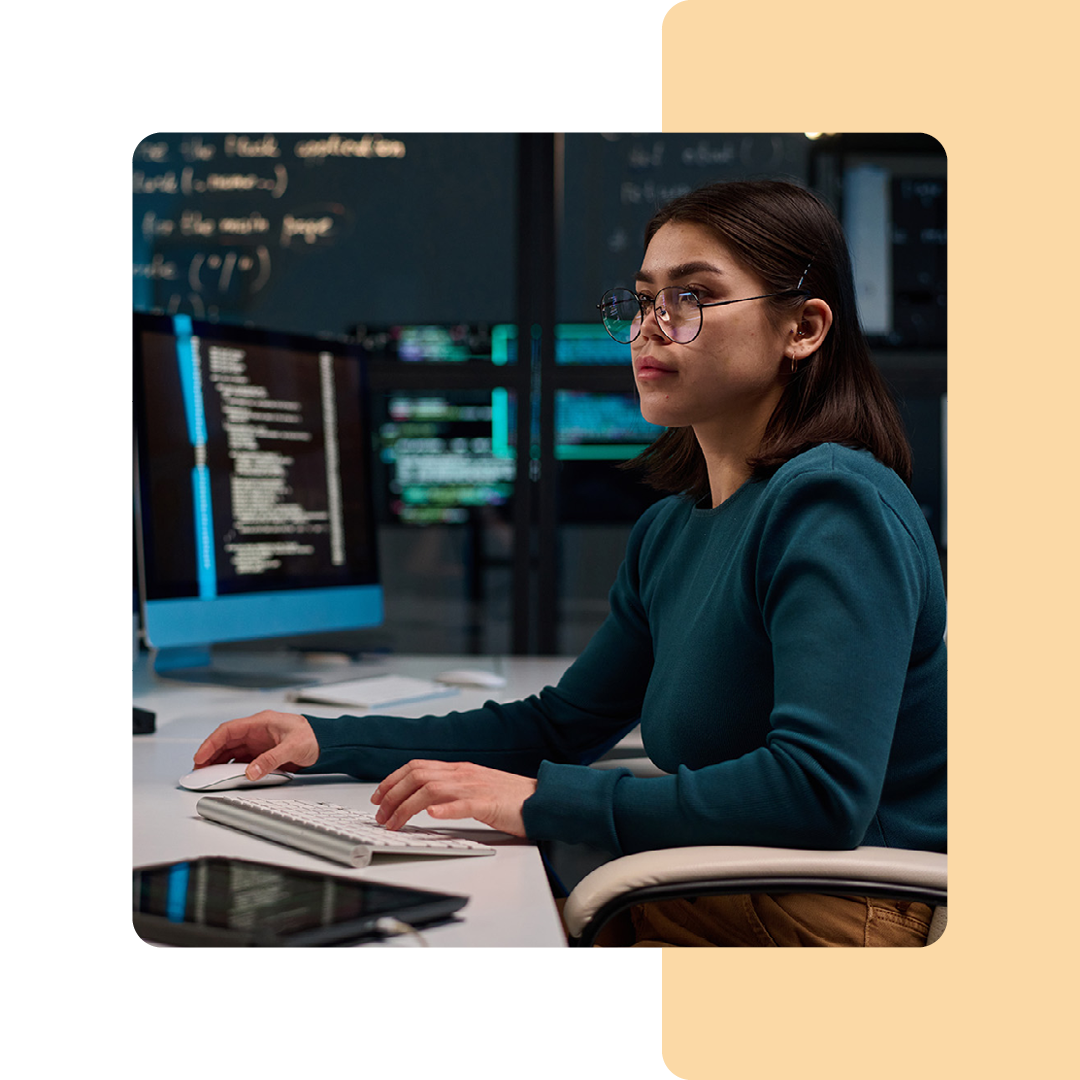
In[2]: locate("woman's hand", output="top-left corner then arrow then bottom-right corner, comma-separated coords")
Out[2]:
371,760 -> 538,837
193,710 -> 320,780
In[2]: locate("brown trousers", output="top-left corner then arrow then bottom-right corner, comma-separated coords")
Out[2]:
593,892 -> 933,947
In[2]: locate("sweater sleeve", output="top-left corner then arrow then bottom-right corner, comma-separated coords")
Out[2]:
522,456 -> 929,854
304,679 -> 641,782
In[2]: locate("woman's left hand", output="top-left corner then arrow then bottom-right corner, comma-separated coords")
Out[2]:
371,760 -> 538,837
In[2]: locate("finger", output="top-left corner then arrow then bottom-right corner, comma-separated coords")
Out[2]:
246,737 -> 305,780
193,723 -> 236,765
194,741 -> 248,767
371,759 -> 440,805
380,780 -> 467,831
193,717 -> 262,765
195,744 -> 251,768
376,763 -> 473,828
373,769 -> 432,824
193,721 -> 226,764
425,799 -> 478,822
373,760 -> 432,803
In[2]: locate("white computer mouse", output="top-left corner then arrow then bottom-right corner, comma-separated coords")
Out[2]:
434,669 -> 508,689
177,763 -> 294,792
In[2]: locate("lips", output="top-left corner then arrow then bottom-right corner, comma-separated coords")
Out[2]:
635,357 -> 677,380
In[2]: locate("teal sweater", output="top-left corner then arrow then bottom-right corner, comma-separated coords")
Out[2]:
305,444 -> 947,856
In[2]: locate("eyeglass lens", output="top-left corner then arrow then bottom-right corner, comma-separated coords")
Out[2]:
600,288 -> 700,344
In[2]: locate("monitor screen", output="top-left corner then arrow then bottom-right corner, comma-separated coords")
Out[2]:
133,313 -> 382,677
355,323 -> 509,364
555,389 -> 665,525
842,162 -> 946,349
374,389 -> 516,526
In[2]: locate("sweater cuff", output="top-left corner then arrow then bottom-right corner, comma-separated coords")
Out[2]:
296,714 -> 369,775
522,760 -> 631,855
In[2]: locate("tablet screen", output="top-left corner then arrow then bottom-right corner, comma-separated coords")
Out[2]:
133,857 -> 468,946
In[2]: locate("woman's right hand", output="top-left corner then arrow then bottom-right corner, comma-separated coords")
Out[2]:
192,710 -> 320,780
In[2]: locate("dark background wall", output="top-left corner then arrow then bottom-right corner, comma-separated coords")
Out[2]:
0,132 -> 946,760
133,132 -> 946,656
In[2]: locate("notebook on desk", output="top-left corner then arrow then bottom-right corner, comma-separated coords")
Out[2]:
286,674 -> 458,710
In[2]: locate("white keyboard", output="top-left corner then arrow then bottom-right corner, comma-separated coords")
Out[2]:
196,795 -> 497,868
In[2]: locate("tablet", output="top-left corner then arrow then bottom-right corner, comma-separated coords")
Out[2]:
133,856 -> 469,947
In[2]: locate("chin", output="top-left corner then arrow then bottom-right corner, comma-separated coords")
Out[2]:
638,397 -> 689,429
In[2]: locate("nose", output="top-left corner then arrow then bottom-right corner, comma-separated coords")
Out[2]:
637,296 -> 668,343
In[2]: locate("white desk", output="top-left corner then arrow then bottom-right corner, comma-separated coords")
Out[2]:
2,648 -> 648,946
133,653 -> 594,947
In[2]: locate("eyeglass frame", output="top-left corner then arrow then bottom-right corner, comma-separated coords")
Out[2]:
596,260 -> 814,345
596,284 -> 812,345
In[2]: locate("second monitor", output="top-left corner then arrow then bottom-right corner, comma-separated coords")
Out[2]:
133,313 -> 383,684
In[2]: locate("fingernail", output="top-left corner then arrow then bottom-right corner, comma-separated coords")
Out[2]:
248,764 -> 263,780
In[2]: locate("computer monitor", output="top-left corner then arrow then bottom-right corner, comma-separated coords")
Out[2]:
133,313 -> 382,684
374,389 -> 516,526
555,387 -> 665,525
351,322 -> 519,527
841,160 -> 946,349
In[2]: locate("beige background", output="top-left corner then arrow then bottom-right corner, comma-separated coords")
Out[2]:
4,4 -> 1075,1075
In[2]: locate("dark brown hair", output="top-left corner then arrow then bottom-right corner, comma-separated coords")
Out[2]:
624,180 -> 912,500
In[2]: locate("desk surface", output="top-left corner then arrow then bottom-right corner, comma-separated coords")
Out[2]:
133,653 -> 596,947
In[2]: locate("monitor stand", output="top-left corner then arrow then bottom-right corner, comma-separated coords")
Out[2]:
151,645 -> 321,689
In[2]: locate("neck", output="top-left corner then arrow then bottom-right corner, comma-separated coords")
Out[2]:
699,448 -> 752,507
693,407 -> 775,507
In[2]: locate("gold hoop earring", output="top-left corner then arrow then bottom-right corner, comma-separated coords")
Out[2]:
788,325 -> 806,375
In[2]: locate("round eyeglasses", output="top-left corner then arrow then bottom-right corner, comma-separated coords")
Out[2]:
597,286 -> 809,345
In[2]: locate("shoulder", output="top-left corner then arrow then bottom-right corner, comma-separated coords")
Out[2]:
770,444 -> 917,516
752,445 -> 944,633
630,493 -> 691,536
773,442 -> 900,486
759,443 -> 935,557
620,493 -> 691,572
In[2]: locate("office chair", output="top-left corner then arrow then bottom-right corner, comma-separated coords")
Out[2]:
562,842 -> 947,947
580,741 -> 947,946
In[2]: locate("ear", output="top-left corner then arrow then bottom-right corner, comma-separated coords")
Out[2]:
788,298 -> 833,363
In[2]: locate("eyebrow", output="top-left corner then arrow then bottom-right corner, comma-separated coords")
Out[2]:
635,260 -> 726,285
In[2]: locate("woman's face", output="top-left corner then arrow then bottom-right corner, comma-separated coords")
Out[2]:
631,221 -> 793,435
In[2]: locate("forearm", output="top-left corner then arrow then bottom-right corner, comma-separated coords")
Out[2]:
522,735 -> 885,857
300,686 -> 640,781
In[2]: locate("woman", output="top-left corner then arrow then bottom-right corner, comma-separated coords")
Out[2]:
193,180 -> 946,947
